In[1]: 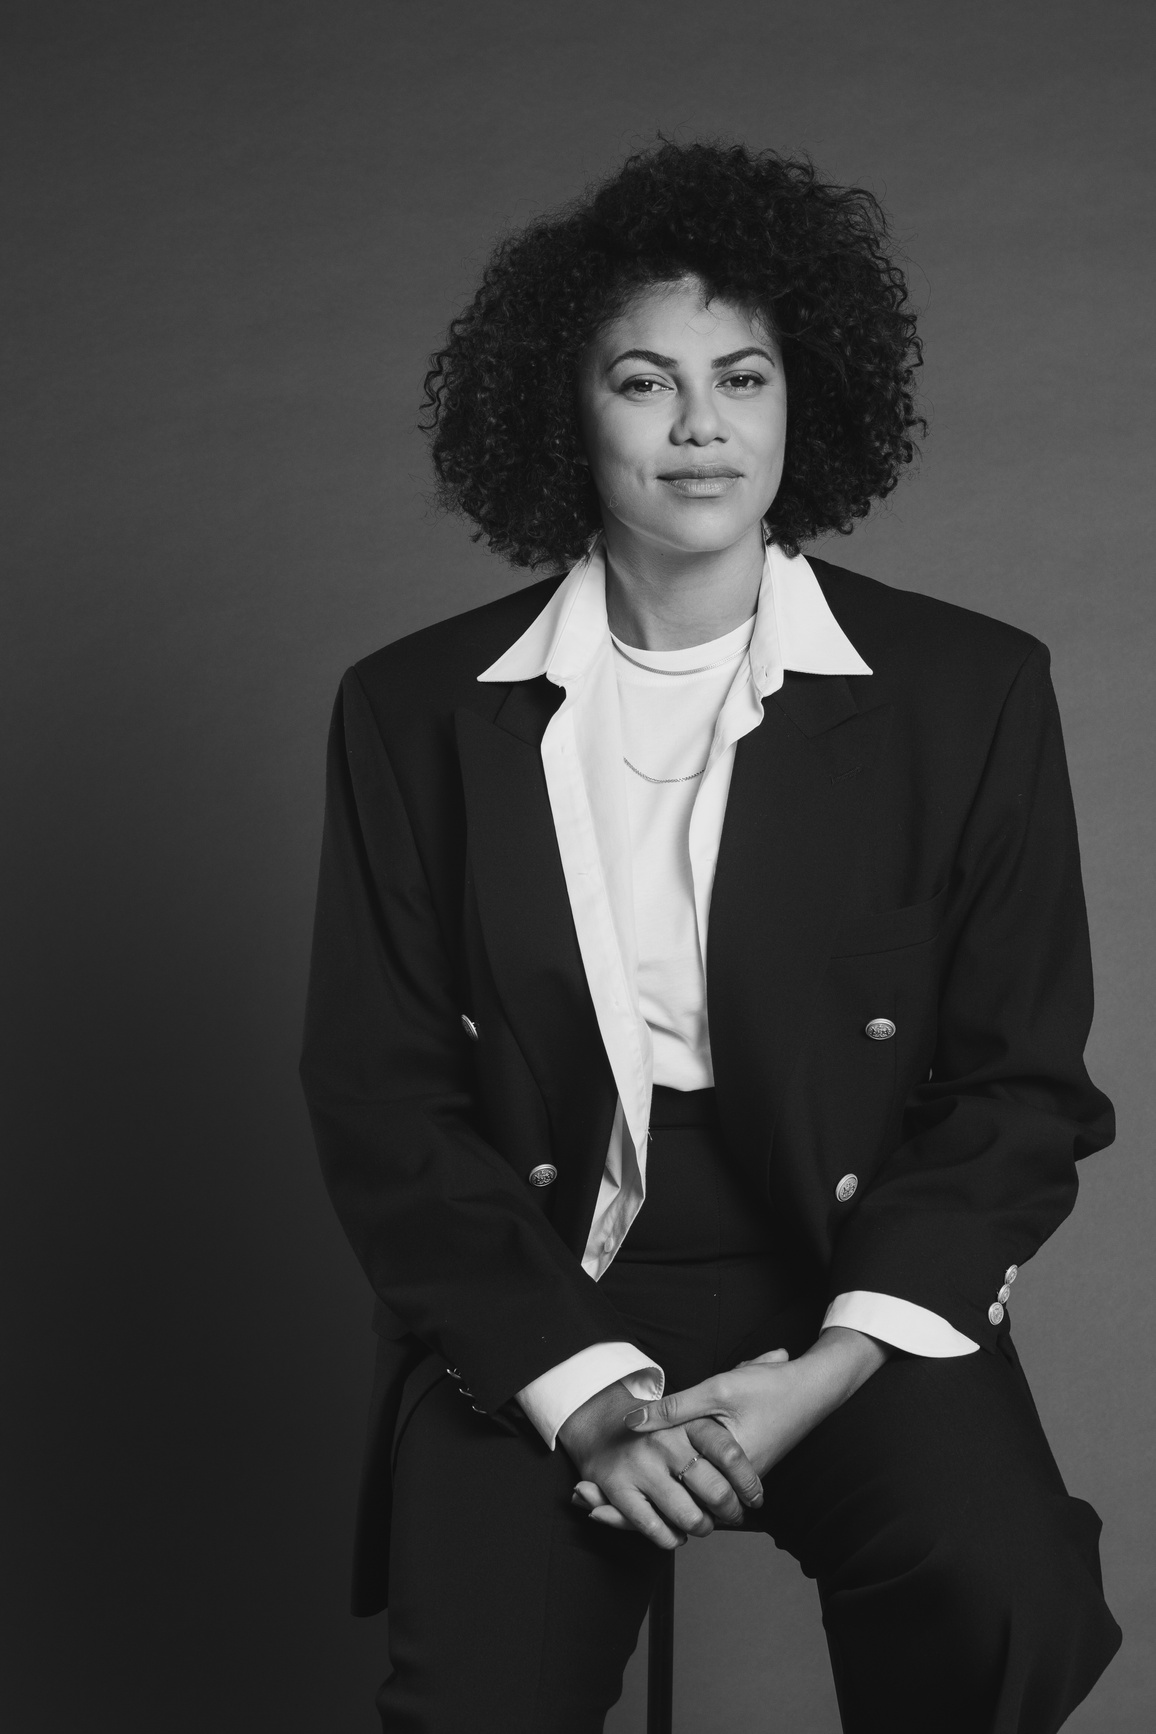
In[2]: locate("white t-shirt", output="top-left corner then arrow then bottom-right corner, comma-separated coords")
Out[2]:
612,615 -> 756,1091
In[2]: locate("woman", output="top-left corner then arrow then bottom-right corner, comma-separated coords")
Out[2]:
301,142 -> 1120,1731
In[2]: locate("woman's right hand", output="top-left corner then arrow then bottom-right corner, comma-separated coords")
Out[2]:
557,1378 -> 766,1549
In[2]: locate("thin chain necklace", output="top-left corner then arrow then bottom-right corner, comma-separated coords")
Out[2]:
623,756 -> 705,785
612,640 -> 748,677
614,635 -> 747,783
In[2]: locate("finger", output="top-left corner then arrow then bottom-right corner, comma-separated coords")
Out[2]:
603,1453 -> 714,1543
625,1378 -> 730,1434
660,1486 -> 715,1540
571,1479 -> 610,1509
737,1347 -> 790,1367
686,1416 -> 764,1508
606,1486 -> 688,1550
636,1464 -> 716,1540
676,1455 -> 745,1527
588,1504 -> 633,1531
647,1424 -> 743,1524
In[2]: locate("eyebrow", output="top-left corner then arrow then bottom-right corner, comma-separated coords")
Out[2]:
606,345 -> 776,372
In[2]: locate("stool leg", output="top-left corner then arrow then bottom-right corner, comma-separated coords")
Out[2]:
646,1549 -> 676,1734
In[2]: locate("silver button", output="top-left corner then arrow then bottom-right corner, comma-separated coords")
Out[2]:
998,1284 -> 1011,1305
1004,1265 -> 1018,1285
865,1017 -> 896,1041
528,1163 -> 558,1188
988,1301 -> 1005,1326
835,1173 -> 858,1203
461,1014 -> 479,1040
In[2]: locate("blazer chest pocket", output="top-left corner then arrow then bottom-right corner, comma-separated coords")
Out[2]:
830,885 -> 949,958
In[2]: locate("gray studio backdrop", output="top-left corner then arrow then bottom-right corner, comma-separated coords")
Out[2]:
3,2 -> 1153,1729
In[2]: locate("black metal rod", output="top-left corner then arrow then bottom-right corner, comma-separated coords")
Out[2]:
646,1549 -> 676,1734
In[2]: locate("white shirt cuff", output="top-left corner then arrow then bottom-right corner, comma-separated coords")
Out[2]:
822,1290 -> 979,1356
516,1342 -> 664,1449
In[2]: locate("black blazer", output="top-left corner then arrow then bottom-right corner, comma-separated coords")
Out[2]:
300,557 -> 1113,1613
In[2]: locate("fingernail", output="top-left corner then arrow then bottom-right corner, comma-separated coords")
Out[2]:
624,1406 -> 647,1428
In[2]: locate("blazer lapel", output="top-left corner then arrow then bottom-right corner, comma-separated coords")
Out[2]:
708,673 -> 891,1193
455,684 -> 617,1240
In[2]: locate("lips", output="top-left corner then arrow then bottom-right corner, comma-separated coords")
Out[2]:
659,466 -> 742,479
658,468 -> 742,498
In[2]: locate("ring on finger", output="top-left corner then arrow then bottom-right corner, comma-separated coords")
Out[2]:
674,1453 -> 701,1483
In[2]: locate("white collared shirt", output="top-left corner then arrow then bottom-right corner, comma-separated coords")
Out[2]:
479,537 -> 977,1448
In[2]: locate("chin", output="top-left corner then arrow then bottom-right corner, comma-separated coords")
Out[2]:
651,510 -> 761,555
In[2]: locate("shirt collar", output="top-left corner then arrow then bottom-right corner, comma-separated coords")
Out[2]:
477,532 -> 871,689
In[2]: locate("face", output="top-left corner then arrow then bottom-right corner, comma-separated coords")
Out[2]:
576,277 -> 787,559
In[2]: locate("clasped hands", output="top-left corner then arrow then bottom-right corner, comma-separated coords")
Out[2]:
557,1328 -> 889,1551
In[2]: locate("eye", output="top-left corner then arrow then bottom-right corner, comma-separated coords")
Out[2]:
618,375 -> 674,398
719,371 -> 766,392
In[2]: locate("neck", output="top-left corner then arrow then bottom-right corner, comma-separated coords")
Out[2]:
602,522 -> 766,651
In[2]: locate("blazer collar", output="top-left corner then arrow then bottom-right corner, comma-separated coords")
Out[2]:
476,533 -> 872,694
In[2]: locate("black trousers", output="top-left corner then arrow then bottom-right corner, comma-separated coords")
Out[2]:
378,1091 -> 1120,1732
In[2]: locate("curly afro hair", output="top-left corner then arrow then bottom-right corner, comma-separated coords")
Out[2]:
423,140 -> 924,568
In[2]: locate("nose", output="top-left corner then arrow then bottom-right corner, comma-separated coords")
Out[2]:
670,379 -> 726,447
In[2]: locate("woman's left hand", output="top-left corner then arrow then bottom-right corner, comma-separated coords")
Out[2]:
625,1328 -> 890,1481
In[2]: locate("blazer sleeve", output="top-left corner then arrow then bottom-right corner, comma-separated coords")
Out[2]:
827,642 -> 1115,1349
299,669 -> 627,1412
